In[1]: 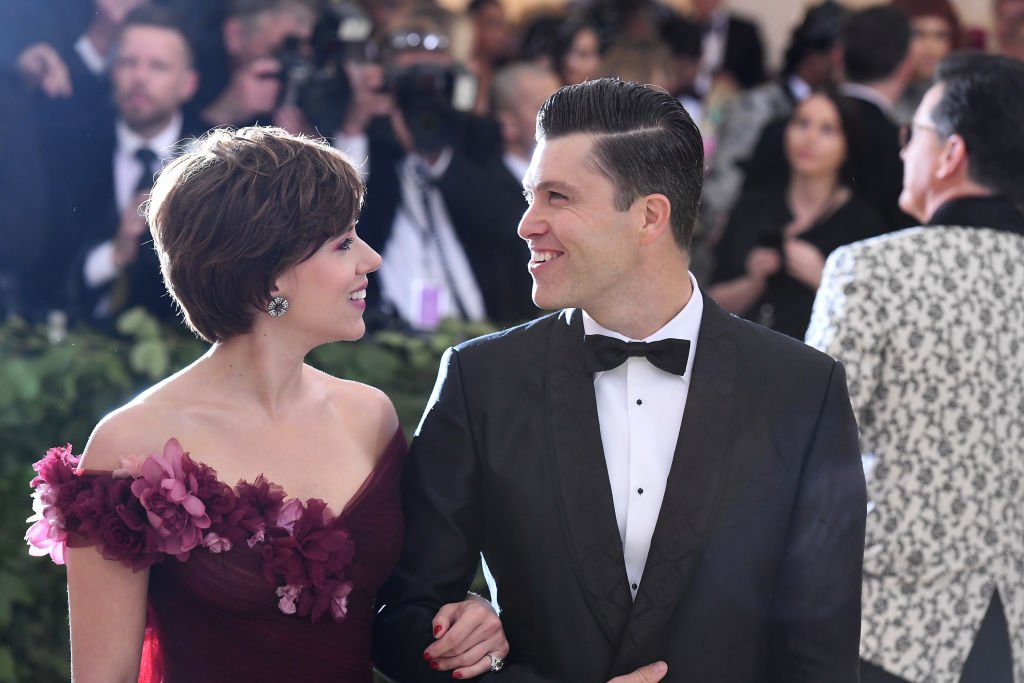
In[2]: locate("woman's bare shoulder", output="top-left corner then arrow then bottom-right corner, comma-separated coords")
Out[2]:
79,376 -> 195,471
312,368 -> 400,454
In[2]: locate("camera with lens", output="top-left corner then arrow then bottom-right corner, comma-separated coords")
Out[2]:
274,1 -> 375,134
388,55 -> 478,155
276,4 -> 477,152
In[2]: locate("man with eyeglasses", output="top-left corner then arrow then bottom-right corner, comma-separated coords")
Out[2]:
808,52 -> 1024,683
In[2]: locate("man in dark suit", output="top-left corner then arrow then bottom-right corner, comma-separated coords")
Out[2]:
836,5 -> 916,230
51,6 -> 206,323
691,0 -> 766,95
374,78 -> 866,682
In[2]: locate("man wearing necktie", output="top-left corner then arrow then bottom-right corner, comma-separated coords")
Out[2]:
54,6 -> 204,323
375,78 -> 865,683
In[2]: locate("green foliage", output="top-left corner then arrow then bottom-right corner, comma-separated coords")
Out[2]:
0,309 -> 491,683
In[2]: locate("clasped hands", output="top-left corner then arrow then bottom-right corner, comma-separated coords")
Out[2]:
746,238 -> 826,290
426,595 -> 667,681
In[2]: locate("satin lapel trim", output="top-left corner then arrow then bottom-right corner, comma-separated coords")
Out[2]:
547,309 -> 632,646
614,299 -> 738,661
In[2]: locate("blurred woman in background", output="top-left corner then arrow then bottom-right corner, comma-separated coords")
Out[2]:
708,89 -> 885,339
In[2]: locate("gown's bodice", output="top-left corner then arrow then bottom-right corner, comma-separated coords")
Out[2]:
26,431 -> 407,682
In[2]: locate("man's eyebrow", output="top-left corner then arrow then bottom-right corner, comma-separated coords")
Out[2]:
523,180 -> 581,195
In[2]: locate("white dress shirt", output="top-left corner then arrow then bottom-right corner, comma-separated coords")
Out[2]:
84,113 -> 184,288
377,151 -> 486,329
582,273 -> 704,599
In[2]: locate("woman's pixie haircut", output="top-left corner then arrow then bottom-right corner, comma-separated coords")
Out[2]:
147,127 -> 364,342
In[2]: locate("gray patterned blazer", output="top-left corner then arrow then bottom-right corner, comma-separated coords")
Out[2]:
806,200 -> 1024,683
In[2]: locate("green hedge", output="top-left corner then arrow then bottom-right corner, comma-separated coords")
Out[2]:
0,309 -> 492,683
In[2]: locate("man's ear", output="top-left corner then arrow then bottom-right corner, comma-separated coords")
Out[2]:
936,133 -> 969,181
637,193 -> 672,246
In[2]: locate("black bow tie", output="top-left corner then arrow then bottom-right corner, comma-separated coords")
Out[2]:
582,335 -> 691,376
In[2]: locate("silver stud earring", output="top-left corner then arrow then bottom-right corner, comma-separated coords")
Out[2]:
267,296 -> 289,317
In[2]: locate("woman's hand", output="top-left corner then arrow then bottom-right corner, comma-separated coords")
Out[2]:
424,593 -> 509,679
783,239 -> 826,289
745,247 -> 782,281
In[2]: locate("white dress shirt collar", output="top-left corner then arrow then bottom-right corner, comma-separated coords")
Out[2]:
840,82 -> 895,118
581,272 -> 703,383
115,112 -> 185,162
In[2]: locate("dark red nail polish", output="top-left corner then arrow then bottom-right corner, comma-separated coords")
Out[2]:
423,652 -> 433,662
430,661 -> 440,670
453,672 -> 463,679
434,625 -> 443,635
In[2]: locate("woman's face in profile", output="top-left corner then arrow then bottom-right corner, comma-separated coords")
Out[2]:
784,94 -> 847,179
909,15 -> 955,80
561,27 -> 601,85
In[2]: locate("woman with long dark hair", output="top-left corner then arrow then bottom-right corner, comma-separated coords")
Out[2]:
708,89 -> 885,338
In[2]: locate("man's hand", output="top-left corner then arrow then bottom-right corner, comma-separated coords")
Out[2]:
206,57 -> 281,125
607,661 -> 669,683
424,593 -> 509,679
112,192 -> 149,269
339,62 -> 392,136
16,43 -> 71,98
272,104 -> 316,136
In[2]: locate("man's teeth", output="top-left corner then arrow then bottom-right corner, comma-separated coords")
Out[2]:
532,252 -> 557,263
349,290 -> 366,300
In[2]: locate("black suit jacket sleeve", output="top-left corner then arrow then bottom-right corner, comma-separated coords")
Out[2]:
373,348 -> 558,683
767,360 -> 865,681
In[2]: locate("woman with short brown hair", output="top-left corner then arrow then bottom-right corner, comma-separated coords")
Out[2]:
26,127 -> 508,681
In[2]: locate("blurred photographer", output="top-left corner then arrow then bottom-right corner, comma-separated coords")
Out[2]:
334,16 -> 534,330
197,0 -> 318,133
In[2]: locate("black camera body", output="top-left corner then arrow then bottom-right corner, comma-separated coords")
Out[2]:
276,37 -> 352,135
275,3 -> 476,150
389,62 -> 477,154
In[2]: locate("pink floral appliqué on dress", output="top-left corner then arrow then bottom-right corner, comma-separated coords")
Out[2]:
25,439 -> 358,622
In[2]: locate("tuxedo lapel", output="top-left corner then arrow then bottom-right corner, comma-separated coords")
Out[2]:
546,310 -> 632,646
614,298 -> 738,664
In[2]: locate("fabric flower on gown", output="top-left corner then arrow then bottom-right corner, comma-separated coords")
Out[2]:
25,445 -> 81,564
27,439 -> 361,621
233,476 -> 286,548
261,498 -> 356,622
130,438 -> 211,561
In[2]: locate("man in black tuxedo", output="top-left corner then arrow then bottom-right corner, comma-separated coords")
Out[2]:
50,6 -> 206,323
374,78 -> 866,682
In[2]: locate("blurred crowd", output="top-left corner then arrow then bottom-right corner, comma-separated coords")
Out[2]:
1,0 -> 1022,336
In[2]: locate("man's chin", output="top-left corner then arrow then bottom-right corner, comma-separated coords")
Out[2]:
121,111 -> 171,133
531,288 -> 569,312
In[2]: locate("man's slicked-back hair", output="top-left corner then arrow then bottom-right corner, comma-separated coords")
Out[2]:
931,51 -> 1024,202
147,127 -> 364,343
536,78 -> 704,251
841,6 -> 911,83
